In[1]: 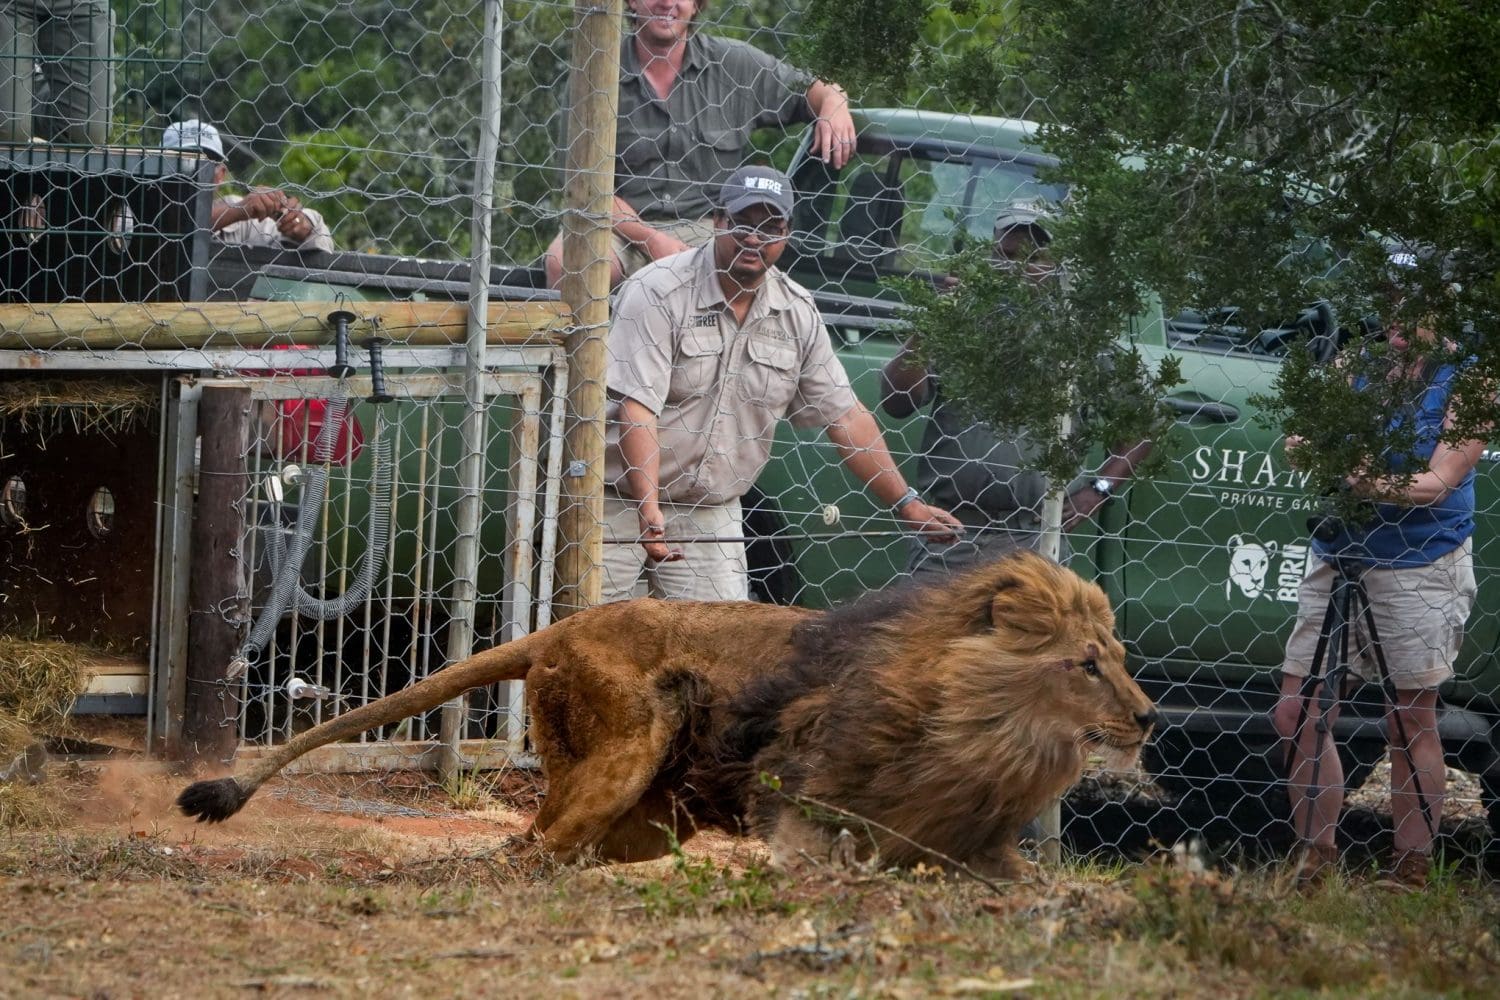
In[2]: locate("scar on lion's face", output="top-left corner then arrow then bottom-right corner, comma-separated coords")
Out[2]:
1056,642 -> 1105,671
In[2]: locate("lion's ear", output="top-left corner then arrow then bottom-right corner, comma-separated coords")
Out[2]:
972,551 -> 1069,637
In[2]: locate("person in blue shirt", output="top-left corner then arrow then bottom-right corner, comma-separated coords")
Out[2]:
1275,276 -> 1488,890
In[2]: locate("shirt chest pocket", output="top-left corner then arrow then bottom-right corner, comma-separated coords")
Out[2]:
667,327 -> 723,403
738,335 -> 799,412
700,126 -> 747,155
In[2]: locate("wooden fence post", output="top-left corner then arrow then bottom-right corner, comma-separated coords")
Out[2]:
181,383 -> 251,765
553,0 -> 622,618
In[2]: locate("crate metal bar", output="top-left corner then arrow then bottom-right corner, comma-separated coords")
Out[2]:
438,0 -> 507,780
146,373 -> 169,742
534,361 -> 570,633
150,378 -> 200,755
498,382 -> 543,753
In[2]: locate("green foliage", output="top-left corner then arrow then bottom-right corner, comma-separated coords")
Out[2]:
1029,0 -> 1500,493
804,0 -> 1500,491
622,824 -> 789,919
795,0 -> 1023,112
893,244 -> 1181,487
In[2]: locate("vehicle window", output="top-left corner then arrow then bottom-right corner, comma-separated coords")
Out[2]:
965,158 -> 1066,244
893,154 -> 1066,271
804,149 -> 1066,277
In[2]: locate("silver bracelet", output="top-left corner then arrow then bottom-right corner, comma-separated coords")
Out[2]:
892,486 -> 922,513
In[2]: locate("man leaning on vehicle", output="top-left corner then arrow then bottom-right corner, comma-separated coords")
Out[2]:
542,0 -> 856,289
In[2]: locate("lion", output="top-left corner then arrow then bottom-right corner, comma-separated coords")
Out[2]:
699,550 -> 1158,877
178,550 -> 1156,875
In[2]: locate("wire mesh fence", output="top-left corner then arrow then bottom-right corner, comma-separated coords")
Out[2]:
0,0 -> 1494,880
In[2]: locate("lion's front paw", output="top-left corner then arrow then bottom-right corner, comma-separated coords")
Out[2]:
974,844 -> 1039,882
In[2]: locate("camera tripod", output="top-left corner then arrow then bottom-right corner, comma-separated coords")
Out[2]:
1286,523 -> 1436,847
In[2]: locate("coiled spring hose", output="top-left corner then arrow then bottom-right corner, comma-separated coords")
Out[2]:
229,387 -> 393,678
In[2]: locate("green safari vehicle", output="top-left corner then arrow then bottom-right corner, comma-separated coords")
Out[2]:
762,108 -> 1500,839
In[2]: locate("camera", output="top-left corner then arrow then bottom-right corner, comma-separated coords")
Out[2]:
1305,482 -> 1376,544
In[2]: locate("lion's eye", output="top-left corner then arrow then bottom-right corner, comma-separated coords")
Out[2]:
1082,659 -> 1099,677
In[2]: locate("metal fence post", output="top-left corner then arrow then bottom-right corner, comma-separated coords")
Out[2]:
439,0 -> 506,783
1036,411 -> 1073,865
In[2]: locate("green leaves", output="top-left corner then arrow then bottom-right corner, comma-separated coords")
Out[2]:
892,247 -> 1181,487
806,0 -> 1500,486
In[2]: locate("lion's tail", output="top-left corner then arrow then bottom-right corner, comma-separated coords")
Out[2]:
177,629 -> 542,824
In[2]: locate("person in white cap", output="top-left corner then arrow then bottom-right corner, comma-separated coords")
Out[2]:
163,119 -> 334,253
880,204 -> 1152,579
541,0 -> 856,290
601,165 -> 961,603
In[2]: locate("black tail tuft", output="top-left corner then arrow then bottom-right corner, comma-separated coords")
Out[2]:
177,778 -> 251,823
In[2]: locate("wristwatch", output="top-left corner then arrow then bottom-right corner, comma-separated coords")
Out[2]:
893,486 -> 923,513
1090,478 -> 1115,499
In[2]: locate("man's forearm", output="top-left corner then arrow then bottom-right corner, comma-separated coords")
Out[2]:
825,404 -> 910,505
612,195 -> 661,250
209,199 -> 248,232
1096,438 -> 1154,485
807,79 -> 849,118
614,398 -> 663,510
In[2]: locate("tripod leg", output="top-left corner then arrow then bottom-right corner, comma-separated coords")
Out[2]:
1283,587 -> 1339,774
1278,574 -> 1353,852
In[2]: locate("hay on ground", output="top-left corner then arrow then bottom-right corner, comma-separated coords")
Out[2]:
0,634 -> 95,732
0,636 -> 94,829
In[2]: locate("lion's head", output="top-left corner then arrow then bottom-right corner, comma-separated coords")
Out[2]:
930,550 -> 1158,778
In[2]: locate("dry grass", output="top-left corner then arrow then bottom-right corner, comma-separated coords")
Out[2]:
0,635 -> 95,831
0,767 -> 1495,998
0,376 -> 158,439
0,635 -> 94,733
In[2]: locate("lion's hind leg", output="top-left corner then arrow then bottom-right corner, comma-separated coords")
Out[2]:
531,733 -> 677,863
525,666 -> 683,863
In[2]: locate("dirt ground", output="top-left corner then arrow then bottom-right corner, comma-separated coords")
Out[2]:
2,736 -> 1499,999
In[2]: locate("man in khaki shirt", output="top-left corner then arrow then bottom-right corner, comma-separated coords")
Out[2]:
603,165 -> 962,602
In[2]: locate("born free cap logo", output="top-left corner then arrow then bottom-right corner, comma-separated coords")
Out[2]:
745,176 -> 784,195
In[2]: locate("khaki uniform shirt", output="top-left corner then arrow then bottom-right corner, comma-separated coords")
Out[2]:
606,244 -> 859,506
616,32 -> 812,221
216,195 -> 335,253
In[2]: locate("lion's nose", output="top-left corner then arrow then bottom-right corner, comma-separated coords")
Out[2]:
1135,708 -> 1160,732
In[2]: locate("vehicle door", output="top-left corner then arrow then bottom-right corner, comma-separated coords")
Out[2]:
1122,318 -> 1500,688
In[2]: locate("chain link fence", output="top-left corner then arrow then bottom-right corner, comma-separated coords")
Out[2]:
0,1 -> 1494,876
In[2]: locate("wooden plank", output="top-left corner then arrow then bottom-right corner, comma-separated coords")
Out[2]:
180,384 -> 251,766
236,740 -> 539,776
0,300 -> 571,350
79,653 -> 150,677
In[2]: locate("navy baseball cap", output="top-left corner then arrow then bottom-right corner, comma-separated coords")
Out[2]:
719,166 -> 795,218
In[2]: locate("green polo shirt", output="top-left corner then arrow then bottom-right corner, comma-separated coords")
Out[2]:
616,32 -> 812,222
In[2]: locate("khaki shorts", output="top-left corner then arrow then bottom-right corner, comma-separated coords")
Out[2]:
1282,539 -> 1476,691
613,217 -> 716,279
599,492 -> 747,603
